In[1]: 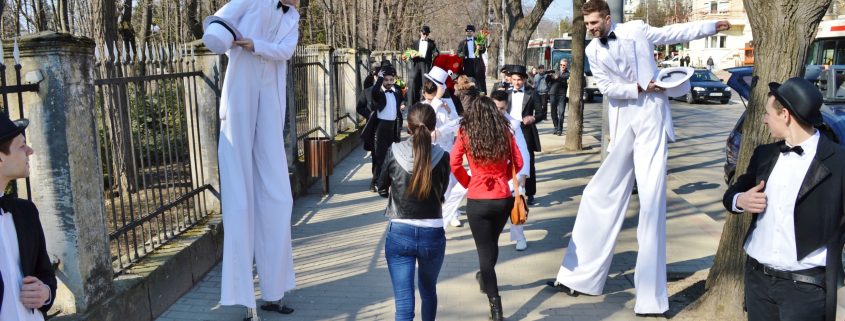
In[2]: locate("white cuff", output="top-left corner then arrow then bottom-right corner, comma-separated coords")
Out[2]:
731,193 -> 744,213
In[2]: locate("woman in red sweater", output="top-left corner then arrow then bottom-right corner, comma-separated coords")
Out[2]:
450,96 -> 523,321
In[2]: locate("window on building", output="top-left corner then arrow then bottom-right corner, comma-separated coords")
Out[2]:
709,1 -> 717,14
705,36 -> 727,49
708,1 -> 729,14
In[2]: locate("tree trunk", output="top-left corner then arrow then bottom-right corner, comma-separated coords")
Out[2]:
564,0 -> 586,151
186,0 -> 203,40
684,1 -> 831,319
501,0 -> 554,64
33,0 -> 48,31
138,0 -> 153,61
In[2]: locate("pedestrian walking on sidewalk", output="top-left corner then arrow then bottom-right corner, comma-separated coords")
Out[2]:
406,25 -> 440,106
450,97 -> 523,321
203,0 -> 302,318
491,90 -> 531,251
377,103 -> 451,321
724,77 -> 845,321
546,0 -> 730,317
506,65 -> 544,205
547,59 -> 570,136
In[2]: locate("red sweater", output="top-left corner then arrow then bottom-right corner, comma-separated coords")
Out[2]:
450,129 -> 524,199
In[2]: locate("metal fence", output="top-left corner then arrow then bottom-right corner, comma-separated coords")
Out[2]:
93,43 -> 215,273
0,40 -> 37,198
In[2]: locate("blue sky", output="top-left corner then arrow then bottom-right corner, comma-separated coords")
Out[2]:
532,0 -> 574,22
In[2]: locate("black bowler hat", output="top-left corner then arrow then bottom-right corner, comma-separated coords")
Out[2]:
507,65 -> 529,78
420,25 -> 431,34
380,60 -> 393,68
466,25 -> 476,32
0,114 -> 28,144
381,66 -> 397,77
768,77 -> 824,126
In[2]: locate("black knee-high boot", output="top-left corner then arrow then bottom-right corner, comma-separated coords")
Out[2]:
488,296 -> 503,321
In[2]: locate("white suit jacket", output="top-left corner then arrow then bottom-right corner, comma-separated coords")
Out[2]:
214,0 -> 300,119
585,20 -> 716,142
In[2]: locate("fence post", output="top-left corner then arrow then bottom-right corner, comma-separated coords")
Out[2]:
335,48 -> 357,131
188,41 -> 222,214
307,44 -> 334,138
6,31 -> 113,313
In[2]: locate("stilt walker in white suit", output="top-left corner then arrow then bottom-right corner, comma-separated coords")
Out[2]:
202,0 -> 300,319
546,0 -> 730,316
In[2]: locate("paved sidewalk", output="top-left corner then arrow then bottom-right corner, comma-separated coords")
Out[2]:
159,100 -> 739,321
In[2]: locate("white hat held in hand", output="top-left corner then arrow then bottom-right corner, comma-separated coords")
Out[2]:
202,16 -> 243,55
425,66 -> 449,87
655,67 -> 695,98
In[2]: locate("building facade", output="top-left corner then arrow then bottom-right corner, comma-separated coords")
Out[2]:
684,0 -> 752,70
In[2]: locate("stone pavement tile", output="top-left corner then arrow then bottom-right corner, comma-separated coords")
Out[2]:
159,102 -> 739,320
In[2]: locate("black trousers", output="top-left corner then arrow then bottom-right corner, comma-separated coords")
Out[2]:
464,58 -> 487,94
549,94 -> 567,132
745,257 -> 826,321
408,61 -> 427,106
372,120 -> 396,185
466,197 -> 513,298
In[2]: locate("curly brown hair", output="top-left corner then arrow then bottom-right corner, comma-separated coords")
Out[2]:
454,75 -> 476,91
459,96 -> 513,164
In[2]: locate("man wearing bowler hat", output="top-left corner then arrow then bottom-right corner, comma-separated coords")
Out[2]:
407,25 -> 440,106
506,65 -> 545,205
203,0 -> 300,319
0,114 -> 57,320
724,77 -> 845,321
457,25 -> 487,95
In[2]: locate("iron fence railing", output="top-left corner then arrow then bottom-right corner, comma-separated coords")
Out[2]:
93,42 -> 214,273
0,39 -> 37,198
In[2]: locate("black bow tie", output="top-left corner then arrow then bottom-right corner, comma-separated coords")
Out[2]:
385,89 -> 394,93
513,89 -> 523,93
0,196 -> 10,214
276,1 -> 290,12
599,32 -> 617,46
779,144 -> 804,156
467,38 -> 473,42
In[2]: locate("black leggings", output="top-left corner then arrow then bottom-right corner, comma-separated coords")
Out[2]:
466,197 -> 514,298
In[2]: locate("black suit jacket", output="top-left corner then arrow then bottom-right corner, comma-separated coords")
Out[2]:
409,39 -> 439,66
722,136 -> 845,321
507,86 -> 545,152
456,38 -> 485,59
0,197 -> 57,317
358,77 -> 404,151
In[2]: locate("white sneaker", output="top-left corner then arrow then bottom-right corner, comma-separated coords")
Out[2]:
515,239 -> 527,251
450,217 -> 463,227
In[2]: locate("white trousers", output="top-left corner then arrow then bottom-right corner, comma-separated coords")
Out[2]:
218,56 -> 296,308
555,104 -> 669,314
441,174 -> 525,241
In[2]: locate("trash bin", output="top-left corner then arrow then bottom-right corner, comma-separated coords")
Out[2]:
304,137 -> 333,194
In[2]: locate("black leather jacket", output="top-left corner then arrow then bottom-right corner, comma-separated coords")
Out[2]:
377,140 -> 451,220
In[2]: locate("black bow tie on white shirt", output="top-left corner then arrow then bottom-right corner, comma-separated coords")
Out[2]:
779,144 -> 804,156
513,89 -> 523,93
599,32 -> 617,46
0,196 -> 9,214
385,89 -> 394,93
276,1 -> 290,12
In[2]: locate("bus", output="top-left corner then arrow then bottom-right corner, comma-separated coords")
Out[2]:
526,39 -> 552,69
550,34 -> 601,102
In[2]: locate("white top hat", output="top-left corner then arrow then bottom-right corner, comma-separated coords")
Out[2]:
425,66 -> 449,86
655,67 -> 695,98
202,16 -> 243,54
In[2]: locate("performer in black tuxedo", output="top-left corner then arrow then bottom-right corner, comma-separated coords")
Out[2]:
407,25 -> 439,106
457,25 -> 487,95
723,77 -> 845,321
357,67 -> 404,192
0,114 -> 56,319
505,65 -> 545,205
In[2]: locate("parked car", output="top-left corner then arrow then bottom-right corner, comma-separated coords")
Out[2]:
722,65 -> 845,184
671,68 -> 732,104
658,55 -> 682,68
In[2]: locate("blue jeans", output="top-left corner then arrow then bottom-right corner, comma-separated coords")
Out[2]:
385,222 -> 446,321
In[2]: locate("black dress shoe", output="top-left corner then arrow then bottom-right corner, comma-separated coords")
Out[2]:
526,195 -> 537,205
635,312 -> 666,318
369,184 -> 377,192
261,302 -> 295,314
545,281 -> 580,296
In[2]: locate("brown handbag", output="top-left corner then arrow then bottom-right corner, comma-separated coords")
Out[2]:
510,150 -> 528,225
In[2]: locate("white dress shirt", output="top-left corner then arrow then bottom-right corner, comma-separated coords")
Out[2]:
509,89 -> 525,121
466,38 -> 476,59
418,39 -> 428,57
0,209 -> 45,321
377,86 -> 398,121
740,131 -> 827,271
